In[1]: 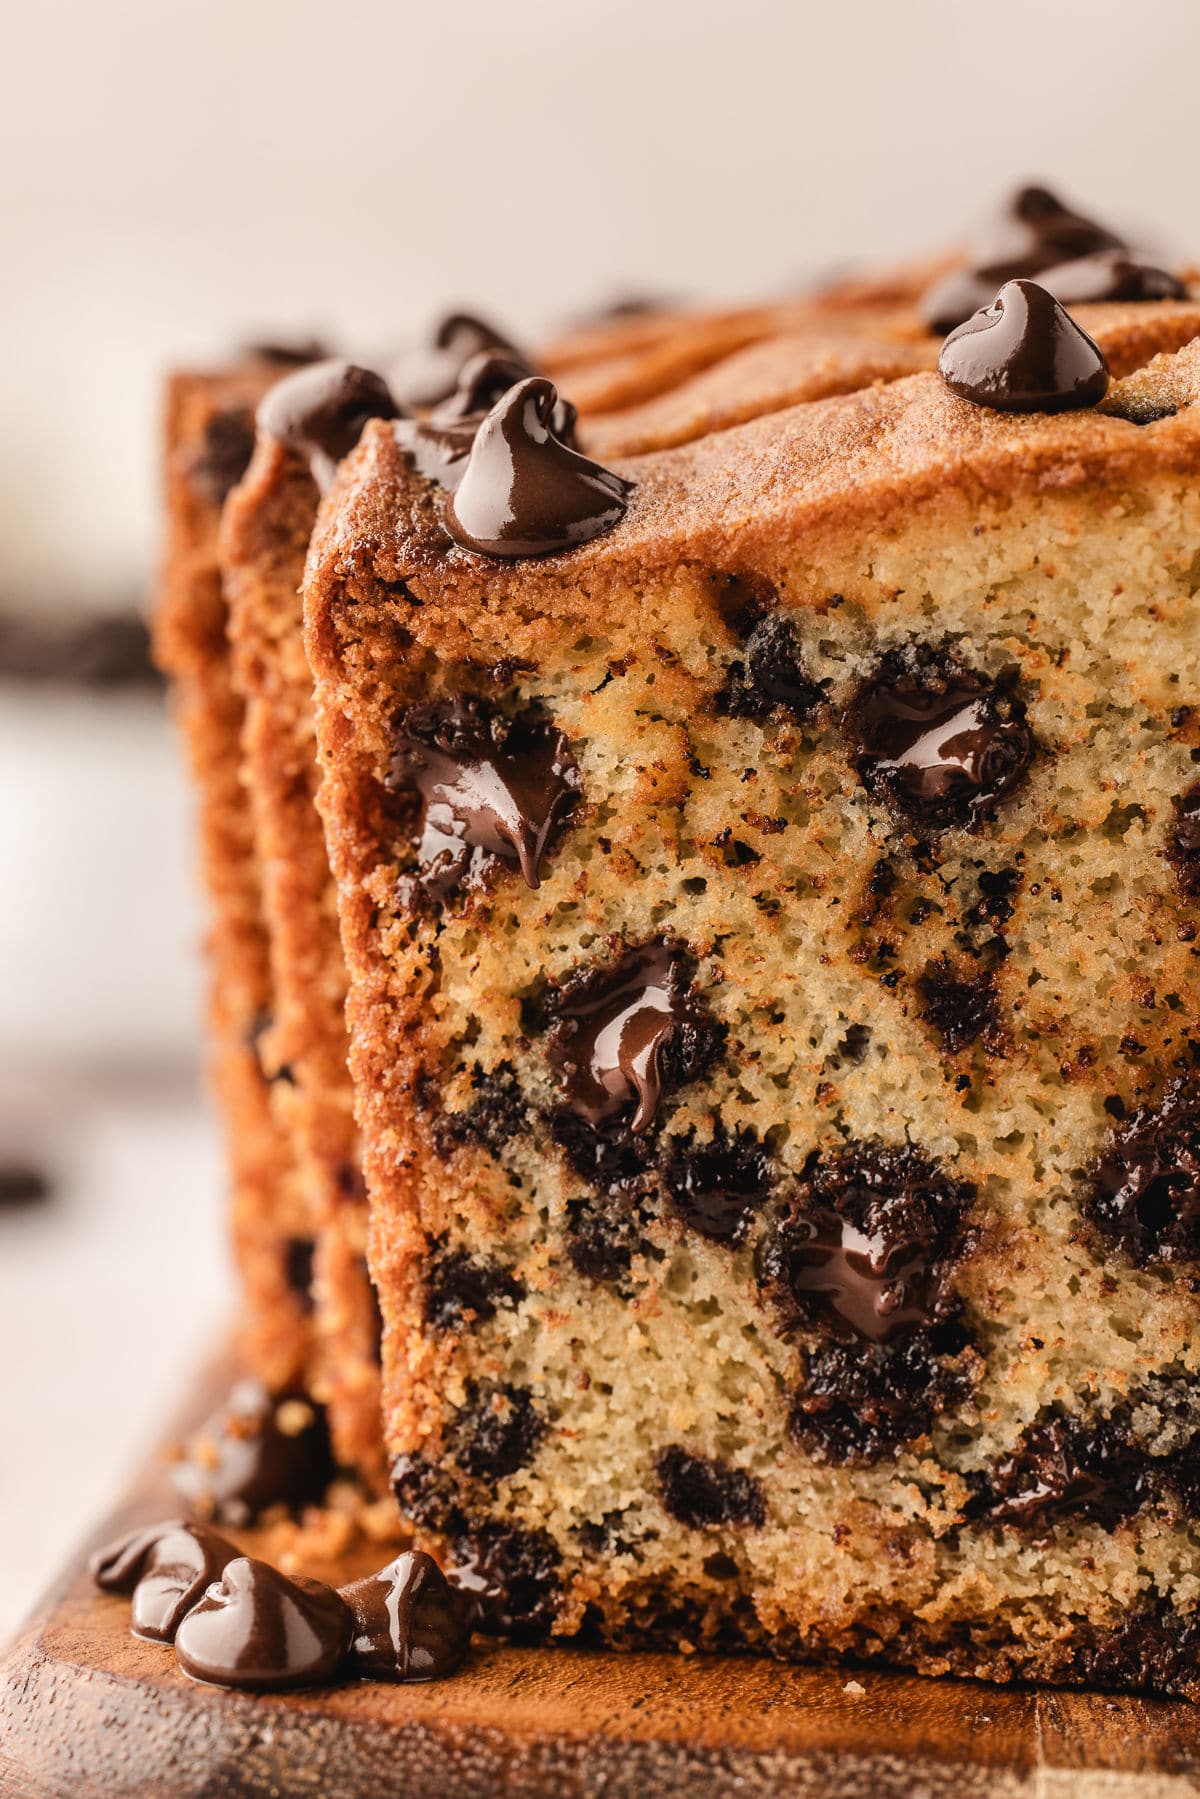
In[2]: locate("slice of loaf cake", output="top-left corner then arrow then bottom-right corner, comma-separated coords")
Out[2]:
302,295 -> 1200,1691
222,364 -> 399,1486
213,307 -> 931,1484
155,356 -> 319,1391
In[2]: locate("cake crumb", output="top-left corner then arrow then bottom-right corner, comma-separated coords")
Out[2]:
843,1680 -> 866,1698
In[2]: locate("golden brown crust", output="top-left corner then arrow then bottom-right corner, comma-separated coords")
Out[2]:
154,367 -> 314,1391
309,310 -> 1200,650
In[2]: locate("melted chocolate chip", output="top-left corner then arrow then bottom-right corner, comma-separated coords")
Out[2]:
656,1447 -> 766,1530
192,408 -> 255,504
1037,249 -> 1187,307
0,1162 -> 50,1206
987,184 -> 1128,266
169,1378 -> 333,1526
968,1416 -> 1152,1536
339,1550 -> 472,1682
919,183 -> 1128,333
917,957 -> 1005,1055
424,1247 -> 523,1329
758,1142 -> 974,1345
847,651 -> 1034,830
433,1061 -> 529,1157
388,696 -> 581,904
390,313 -> 522,411
90,1520 -> 238,1642
174,1556 -> 352,1691
663,1126 -> 775,1244
394,349 -> 548,491
283,1236 -> 316,1312
451,1382 -> 545,1481
256,359 -> 401,491
790,1317 -> 977,1464
544,941 -> 723,1134
1082,1079 -> 1200,1265
717,614 -> 825,723
549,1106 -> 658,1192
246,337 -> 331,367
445,1524 -> 562,1641
1166,782 -> 1200,897
443,377 -> 633,559
939,279 -> 1110,413
0,614 -> 159,690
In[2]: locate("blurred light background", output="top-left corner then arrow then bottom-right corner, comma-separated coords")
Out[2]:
3,0 -> 1199,1634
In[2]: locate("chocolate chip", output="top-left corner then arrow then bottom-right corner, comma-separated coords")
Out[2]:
192,408 -> 255,504
967,1415 -> 1153,1536
549,1107 -> 657,1192
1044,1605 -> 1200,1700
174,1556 -> 352,1691
919,183 -> 1128,333
390,312 -> 523,411
0,1163 -> 50,1207
757,1141 -> 974,1345
390,1451 -> 458,1534
90,1520 -> 238,1642
656,1446 -> 766,1530
790,1317 -> 977,1464
445,1523 -> 562,1641
256,359 -> 401,491
245,338 -> 331,367
1082,1079 -> 1200,1266
662,1126 -> 775,1244
283,1236 -> 316,1312
1166,782 -> 1200,897
451,1382 -> 545,1481
965,866 -> 1021,932
916,957 -> 1005,1055
0,614 -> 159,690
388,695 -> 581,905
424,1247 -> 523,1329
1036,249 -> 1187,307
443,376 -> 633,558
169,1378 -> 333,1526
339,1550 -> 472,1681
563,1188 -> 652,1284
717,614 -> 824,723
846,649 -> 1034,830
543,940 -> 724,1134
394,348 -> 545,491
433,1062 -> 530,1157
939,279 -> 1110,413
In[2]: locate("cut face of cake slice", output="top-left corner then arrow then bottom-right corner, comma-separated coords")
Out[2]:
154,355 -> 320,1391
216,308 -> 948,1486
304,301 -> 1200,1692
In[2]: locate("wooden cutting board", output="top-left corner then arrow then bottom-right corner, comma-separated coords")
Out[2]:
3,1352 -> 1200,1798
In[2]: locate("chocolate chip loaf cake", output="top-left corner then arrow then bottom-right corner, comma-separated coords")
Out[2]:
302,238 -> 1200,1690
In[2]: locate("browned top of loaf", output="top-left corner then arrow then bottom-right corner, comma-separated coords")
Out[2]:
307,307 -> 1200,659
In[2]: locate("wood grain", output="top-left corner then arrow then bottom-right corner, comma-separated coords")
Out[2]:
2,1352 -> 1200,1798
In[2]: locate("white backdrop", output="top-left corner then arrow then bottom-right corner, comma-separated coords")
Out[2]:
5,0 -> 1200,614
